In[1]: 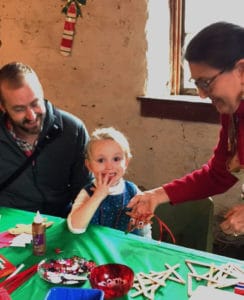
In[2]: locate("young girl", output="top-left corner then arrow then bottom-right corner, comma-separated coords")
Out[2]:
67,127 -> 151,238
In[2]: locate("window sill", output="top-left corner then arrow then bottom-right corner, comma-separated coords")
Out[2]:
138,95 -> 219,124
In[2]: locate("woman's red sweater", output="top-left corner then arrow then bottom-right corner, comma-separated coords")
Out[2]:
164,101 -> 244,204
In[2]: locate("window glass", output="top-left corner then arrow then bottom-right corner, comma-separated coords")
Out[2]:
146,1 -> 170,97
183,0 -> 244,91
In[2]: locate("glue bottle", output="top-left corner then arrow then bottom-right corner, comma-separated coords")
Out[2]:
32,211 -> 46,256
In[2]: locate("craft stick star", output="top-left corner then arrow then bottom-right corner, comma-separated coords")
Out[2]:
130,263 -> 185,299
185,260 -> 244,297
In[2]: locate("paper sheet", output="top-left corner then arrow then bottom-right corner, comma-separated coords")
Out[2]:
190,286 -> 244,300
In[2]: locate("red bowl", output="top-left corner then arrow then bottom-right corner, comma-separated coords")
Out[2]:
89,263 -> 134,299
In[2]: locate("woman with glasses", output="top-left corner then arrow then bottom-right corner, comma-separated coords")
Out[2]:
127,22 -> 244,246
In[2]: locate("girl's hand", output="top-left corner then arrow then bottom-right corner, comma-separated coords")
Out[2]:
220,204 -> 244,236
91,172 -> 113,202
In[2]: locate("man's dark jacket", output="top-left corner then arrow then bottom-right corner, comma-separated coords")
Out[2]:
0,100 -> 92,217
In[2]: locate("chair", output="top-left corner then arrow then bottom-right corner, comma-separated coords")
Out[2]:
152,197 -> 214,252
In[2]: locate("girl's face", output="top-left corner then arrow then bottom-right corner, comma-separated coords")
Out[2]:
86,139 -> 129,186
189,62 -> 243,114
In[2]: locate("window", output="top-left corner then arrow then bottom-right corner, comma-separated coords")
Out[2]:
146,0 -> 244,98
183,0 -> 244,95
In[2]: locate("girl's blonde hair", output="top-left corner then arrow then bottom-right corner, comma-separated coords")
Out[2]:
86,127 -> 132,160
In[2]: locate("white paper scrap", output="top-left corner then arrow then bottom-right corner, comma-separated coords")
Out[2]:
10,233 -> 32,247
189,286 -> 244,300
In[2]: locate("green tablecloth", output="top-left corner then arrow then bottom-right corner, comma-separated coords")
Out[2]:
0,207 -> 243,300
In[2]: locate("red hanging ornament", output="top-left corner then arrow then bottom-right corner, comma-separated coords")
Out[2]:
60,2 -> 77,56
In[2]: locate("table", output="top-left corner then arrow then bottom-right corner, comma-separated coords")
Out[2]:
0,207 -> 243,300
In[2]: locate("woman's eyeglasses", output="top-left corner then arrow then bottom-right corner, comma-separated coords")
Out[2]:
190,69 -> 226,92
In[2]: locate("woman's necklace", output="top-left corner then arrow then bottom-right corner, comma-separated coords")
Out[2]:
227,114 -> 241,172
228,113 -> 239,156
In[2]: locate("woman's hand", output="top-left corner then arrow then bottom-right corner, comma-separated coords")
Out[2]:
220,204 -> 244,236
126,187 -> 170,226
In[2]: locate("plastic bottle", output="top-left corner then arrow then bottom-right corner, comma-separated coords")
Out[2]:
32,211 -> 46,256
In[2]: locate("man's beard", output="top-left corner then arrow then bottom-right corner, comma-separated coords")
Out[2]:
8,113 -> 45,135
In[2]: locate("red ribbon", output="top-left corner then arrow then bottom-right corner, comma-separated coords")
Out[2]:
153,214 -> 176,244
0,264 -> 38,294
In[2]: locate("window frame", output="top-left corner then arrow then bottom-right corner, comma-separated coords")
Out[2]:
169,0 -> 184,95
139,0 -> 219,124
170,0 -> 197,96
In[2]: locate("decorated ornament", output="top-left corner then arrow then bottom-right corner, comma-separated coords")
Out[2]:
38,255 -> 96,285
60,0 -> 87,56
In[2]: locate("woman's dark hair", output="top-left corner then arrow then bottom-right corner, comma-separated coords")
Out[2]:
185,22 -> 244,70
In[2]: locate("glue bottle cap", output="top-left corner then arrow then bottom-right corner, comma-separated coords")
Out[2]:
34,211 -> 44,224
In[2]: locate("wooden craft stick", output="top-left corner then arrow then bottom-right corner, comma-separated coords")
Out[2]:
185,261 -> 202,281
6,264 -> 25,279
185,261 -> 198,275
149,270 -> 171,282
187,273 -> 215,296
130,289 -> 144,297
227,264 -> 244,280
232,264 -> 244,275
187,272 -> 219,296
207,263 -> 215,286
187,273 -> 193,297
213,278 -> 240,288
148,284 -> 158,300
135,273 -> 158,299
131,274 -> 147,297
141,273 -> 166,287
165,263 -> 185,284
134,278 -> 153,285
156,264 -> 180,283
185,259 -> 213,269
191,272 -> 219,283
165,263 -> 180,269
132,283 -> 140,290
212,269 -> 224,282
217,265 -> 239,278
168,275 -> 185,284
152,272 -> 170,283
132,279 -> 159,298
186,260 -> 221,282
